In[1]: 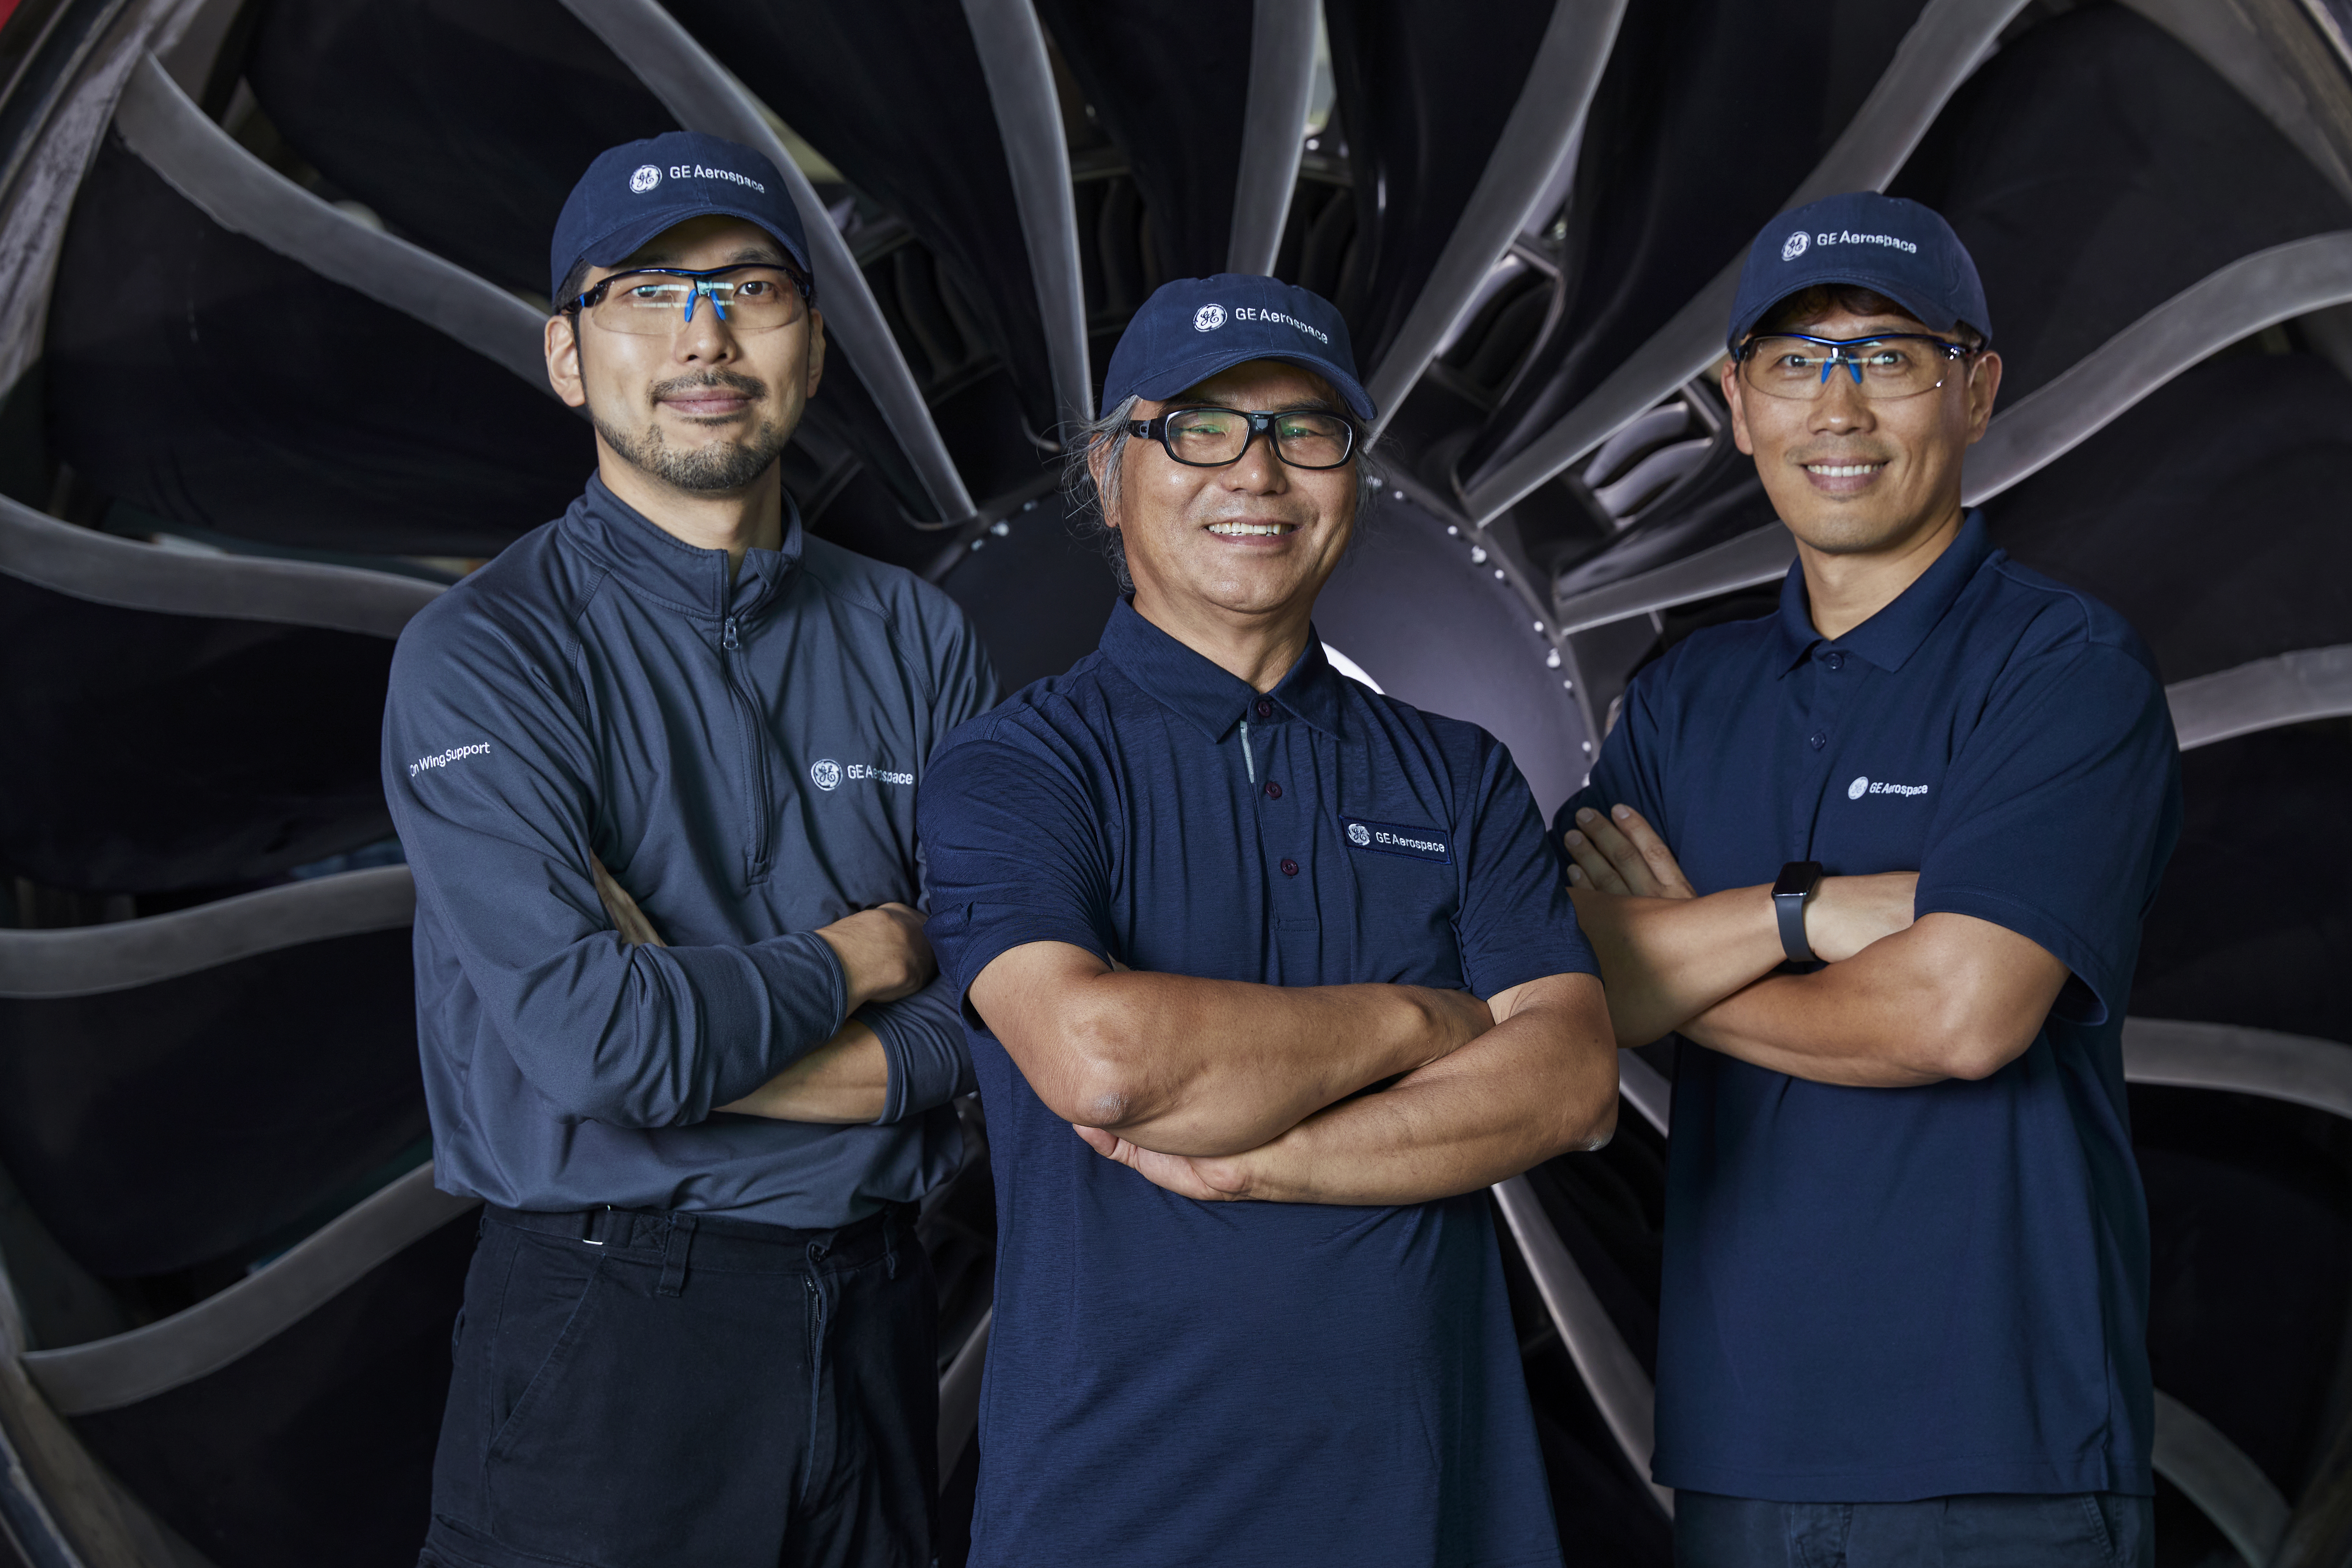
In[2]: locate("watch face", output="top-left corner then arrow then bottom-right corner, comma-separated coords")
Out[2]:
1773,861 -> 1824,899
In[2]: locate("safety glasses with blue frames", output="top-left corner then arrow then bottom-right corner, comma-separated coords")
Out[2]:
1736,332 -> 1974,402
1126,406 -> 1358,470
567,263 -> 813,336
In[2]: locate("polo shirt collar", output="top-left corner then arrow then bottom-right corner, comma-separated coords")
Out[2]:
1775,510 -> 1994,676
1098,597 -> 1345,740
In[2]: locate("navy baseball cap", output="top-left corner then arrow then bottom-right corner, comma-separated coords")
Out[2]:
1727,191 -> 1991,352
1103,274 -> 1374,421
549,131 -> 812,304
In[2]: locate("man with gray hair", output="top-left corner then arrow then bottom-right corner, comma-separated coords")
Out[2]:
916,274 -> 1620,1566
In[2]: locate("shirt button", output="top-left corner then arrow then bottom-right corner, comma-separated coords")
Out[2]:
1824,652 -> 1845,671
1255,699 -> 1274,719
1265,781 -> 1283,799
1279,858 -> 1300,876
1809,730 -> 1828,750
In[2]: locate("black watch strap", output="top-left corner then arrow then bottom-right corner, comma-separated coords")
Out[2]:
1772,861 -> 1824,964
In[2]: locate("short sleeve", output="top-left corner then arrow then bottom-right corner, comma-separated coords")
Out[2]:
1914,643 -> 2182,1023
1457,736 -> 1601,997
917,728 -> 1118,1017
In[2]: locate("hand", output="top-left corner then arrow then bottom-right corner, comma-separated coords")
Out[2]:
1806,872 -> 1919,963
816,902 -> 935,1007
1072,1124 -> 1252,1201
1563,805 -> 1695,899
591,856 -> 666,947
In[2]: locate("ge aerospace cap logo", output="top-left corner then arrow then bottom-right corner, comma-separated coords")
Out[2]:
1782,230 -> 1809,262
810,760 -> 841,792
1193,304 -> 1226,332
630,164 -> 661,194
1347,822 -> 1371,846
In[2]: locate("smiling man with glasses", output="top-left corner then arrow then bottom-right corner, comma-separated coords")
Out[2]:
386,133 -> 996,1568
914,275 -> 1619,1567
1554,192 -> 2180,1565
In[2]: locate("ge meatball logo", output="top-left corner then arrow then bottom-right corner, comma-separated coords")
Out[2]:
810,759 -> 841,792
1782,230 -> 1809,261
1347,823 -> 1371,846
630,164 -> 662,194
1848,775 -> 1869,800
1193,304 -> 1226,332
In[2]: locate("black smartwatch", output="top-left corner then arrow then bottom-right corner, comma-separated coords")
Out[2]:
1772,861 -> 1825,964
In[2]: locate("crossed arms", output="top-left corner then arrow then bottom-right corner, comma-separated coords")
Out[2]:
964,944 -> 1618,1206
1561,805 -> 2068,1087
590,857 -> 928,1123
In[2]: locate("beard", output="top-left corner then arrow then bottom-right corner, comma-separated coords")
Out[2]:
590,369 -> 790,492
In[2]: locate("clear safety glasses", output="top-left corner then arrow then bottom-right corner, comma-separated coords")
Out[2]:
567,263 -> 812,335
1736,332 -> 1975,401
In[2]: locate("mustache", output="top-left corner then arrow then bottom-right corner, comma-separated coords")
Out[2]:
651,369 -> 768,402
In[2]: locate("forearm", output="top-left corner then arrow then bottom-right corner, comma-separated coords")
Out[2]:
1568,883 -> 1781,1046
465,928 -> 851,1126
1023,965 -> 1482,1157
717,1019 -> 888,1123
1218,976 -> 1618,1205
1680,970 -> 1947,1087
1681,914 -> 2063,1086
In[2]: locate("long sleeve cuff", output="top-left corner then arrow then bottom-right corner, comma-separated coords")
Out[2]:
861,974 -> 977,1124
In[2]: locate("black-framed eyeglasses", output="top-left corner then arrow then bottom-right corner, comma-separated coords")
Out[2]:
1126,406 -> 1358,470
566,263 -> 814,336
1735,332 -> 1974,402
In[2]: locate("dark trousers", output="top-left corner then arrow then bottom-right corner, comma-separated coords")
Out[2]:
1675,1490 -> 2153,1568
419,1202 -> 937,1568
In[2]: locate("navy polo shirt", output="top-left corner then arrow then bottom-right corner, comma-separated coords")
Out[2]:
1558,512 -> 2181,1502
920,599 -> 1591,1568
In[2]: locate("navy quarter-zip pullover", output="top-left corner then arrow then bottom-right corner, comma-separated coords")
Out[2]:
383,476 -> 997,1228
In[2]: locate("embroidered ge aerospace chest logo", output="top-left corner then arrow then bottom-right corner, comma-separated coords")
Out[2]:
630,164 -> 661,194
1193,304 -> 1226,331
811,758 -> 914,793
1849,774 -> 1929,800
1341,816 -> 1451,863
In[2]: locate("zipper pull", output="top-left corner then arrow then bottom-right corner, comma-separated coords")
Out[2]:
722,616 -> 739,651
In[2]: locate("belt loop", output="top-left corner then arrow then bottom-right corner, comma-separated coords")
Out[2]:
657,1212 -> 696,1298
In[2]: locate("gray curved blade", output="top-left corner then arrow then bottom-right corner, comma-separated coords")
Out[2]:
1366,0 -> 1627,439
113,53 -> 551,392
962,0 -> 1093,428
20,1164 -> 478,1417
1463,0 -> 2031,524
1227,0 -> 1319,276
0,867 -> 414,1000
